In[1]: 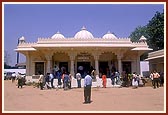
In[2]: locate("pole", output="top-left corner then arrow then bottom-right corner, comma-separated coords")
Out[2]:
16,38 -> 19,65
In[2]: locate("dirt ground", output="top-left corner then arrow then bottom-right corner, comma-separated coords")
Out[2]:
3,80 -> 165,113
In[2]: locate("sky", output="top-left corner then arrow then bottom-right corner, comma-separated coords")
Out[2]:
3,3 -> 164,66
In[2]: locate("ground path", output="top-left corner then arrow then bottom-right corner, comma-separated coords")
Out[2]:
3,80 -> 165,113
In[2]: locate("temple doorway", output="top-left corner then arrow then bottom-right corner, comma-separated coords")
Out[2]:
77,62 -> 90,78
35,62 -> 44,75
59,62 -> 68,73
122,62 -> 132,74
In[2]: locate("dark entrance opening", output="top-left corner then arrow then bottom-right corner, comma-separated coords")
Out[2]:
35,62 -> 44,75
122,62 -> 132,74
99,61 -> 110,78
59,62 -> 68,73
77,62 -> 90,78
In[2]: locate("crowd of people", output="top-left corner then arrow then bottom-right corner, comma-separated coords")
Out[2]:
9,66 -> 163,104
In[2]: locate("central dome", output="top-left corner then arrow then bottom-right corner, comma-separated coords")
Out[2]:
74,26 -> 94,39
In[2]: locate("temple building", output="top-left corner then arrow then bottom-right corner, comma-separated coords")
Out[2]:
15,26 -> 152,78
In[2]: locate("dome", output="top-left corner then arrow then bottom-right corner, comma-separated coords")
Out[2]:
139,35 -> 147,41
74,26 -> 94,39
19,36 -> 25,43
51,31 -> 65,39
102,31 -> 117,39
19,36 -> 25,41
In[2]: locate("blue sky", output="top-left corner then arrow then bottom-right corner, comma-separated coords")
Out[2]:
3,3 -> 164,66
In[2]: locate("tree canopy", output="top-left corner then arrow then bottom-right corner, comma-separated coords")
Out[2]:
129,11 -> 164,51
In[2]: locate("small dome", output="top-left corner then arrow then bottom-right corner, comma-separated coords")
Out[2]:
74,26 -> 94,39
51,31 -> 65,39
139,35 -> 147,41
102,31 -> 117,39
19,36 -> 25,43
19,36 -> 25,41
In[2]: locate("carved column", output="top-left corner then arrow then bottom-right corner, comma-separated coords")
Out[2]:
136,51 -> 140,75
117,53 -> 123,74
93,53 -> 100,76
69,52 -> 77,77
45,54 -> 53,74
25,52 -> 30,76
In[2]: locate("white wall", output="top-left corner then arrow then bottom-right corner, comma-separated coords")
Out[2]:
140,61 -> 149,76
4,69 -> 26,74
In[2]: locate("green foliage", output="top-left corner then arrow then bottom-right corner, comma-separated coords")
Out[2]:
146,11 -> 164,51
129,11 -> 164,51
129,26 -> 148,42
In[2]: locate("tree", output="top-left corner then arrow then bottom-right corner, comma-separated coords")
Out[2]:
129,26 -> 148,42
146,11 -> 164,51
129,11 -> 164,60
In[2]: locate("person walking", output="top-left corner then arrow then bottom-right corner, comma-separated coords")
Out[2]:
63,72 -> 70,90
57,70 -> 62,88
132,72 -> 138,89
17,72 -> 23,88
153,70 -> 160,89
83,71 -> 92,104
38,71 -> 44,90
102,73 -> 107,88
11,72 -> 16,83
49,72 -> 55,89
76,73 -> 82,88
44,73 -> 51,89
150,71 -> 154,87
96,75 -> 101,87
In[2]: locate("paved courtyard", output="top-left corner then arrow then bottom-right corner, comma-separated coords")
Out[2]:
3,80 -> 165,113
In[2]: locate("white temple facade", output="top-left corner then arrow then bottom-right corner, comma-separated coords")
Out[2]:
15,27 -> 152,78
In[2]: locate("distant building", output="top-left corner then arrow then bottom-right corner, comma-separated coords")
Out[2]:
145,49 -> 164,73
15,27 -> 152,78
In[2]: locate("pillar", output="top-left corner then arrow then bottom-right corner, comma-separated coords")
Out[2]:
45,55 -> 52,73
136,51 -> 140,75
25,52 -> 30,76
69,52 -> 76,77
117,54 -> 123,74
93,54 -> 100,76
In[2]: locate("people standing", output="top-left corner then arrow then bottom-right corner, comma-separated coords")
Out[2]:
57,70 -> 62,88
44,73 -> 51,89
153,70 -> 160,89
132,72 -> 138,89
49,72 -> 55,89
38,71 -> 44,90
83,71 -> 92,104
150,71 -> 154,87
17,72 -> 23,88
68,73 -> 72,89
115,71 -> 120,85
159,72 -> 164,87
63,72 -> 70,90
11,72 -> 16,83
102,73 -> 107,88
76,73 -> 82,88
110,71 -> 115,86
96,75 -> 101,87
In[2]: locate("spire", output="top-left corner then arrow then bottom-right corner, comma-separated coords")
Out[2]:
81,26 -> 86,30
57,31 -> 60,34
107,31 -> 111,34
